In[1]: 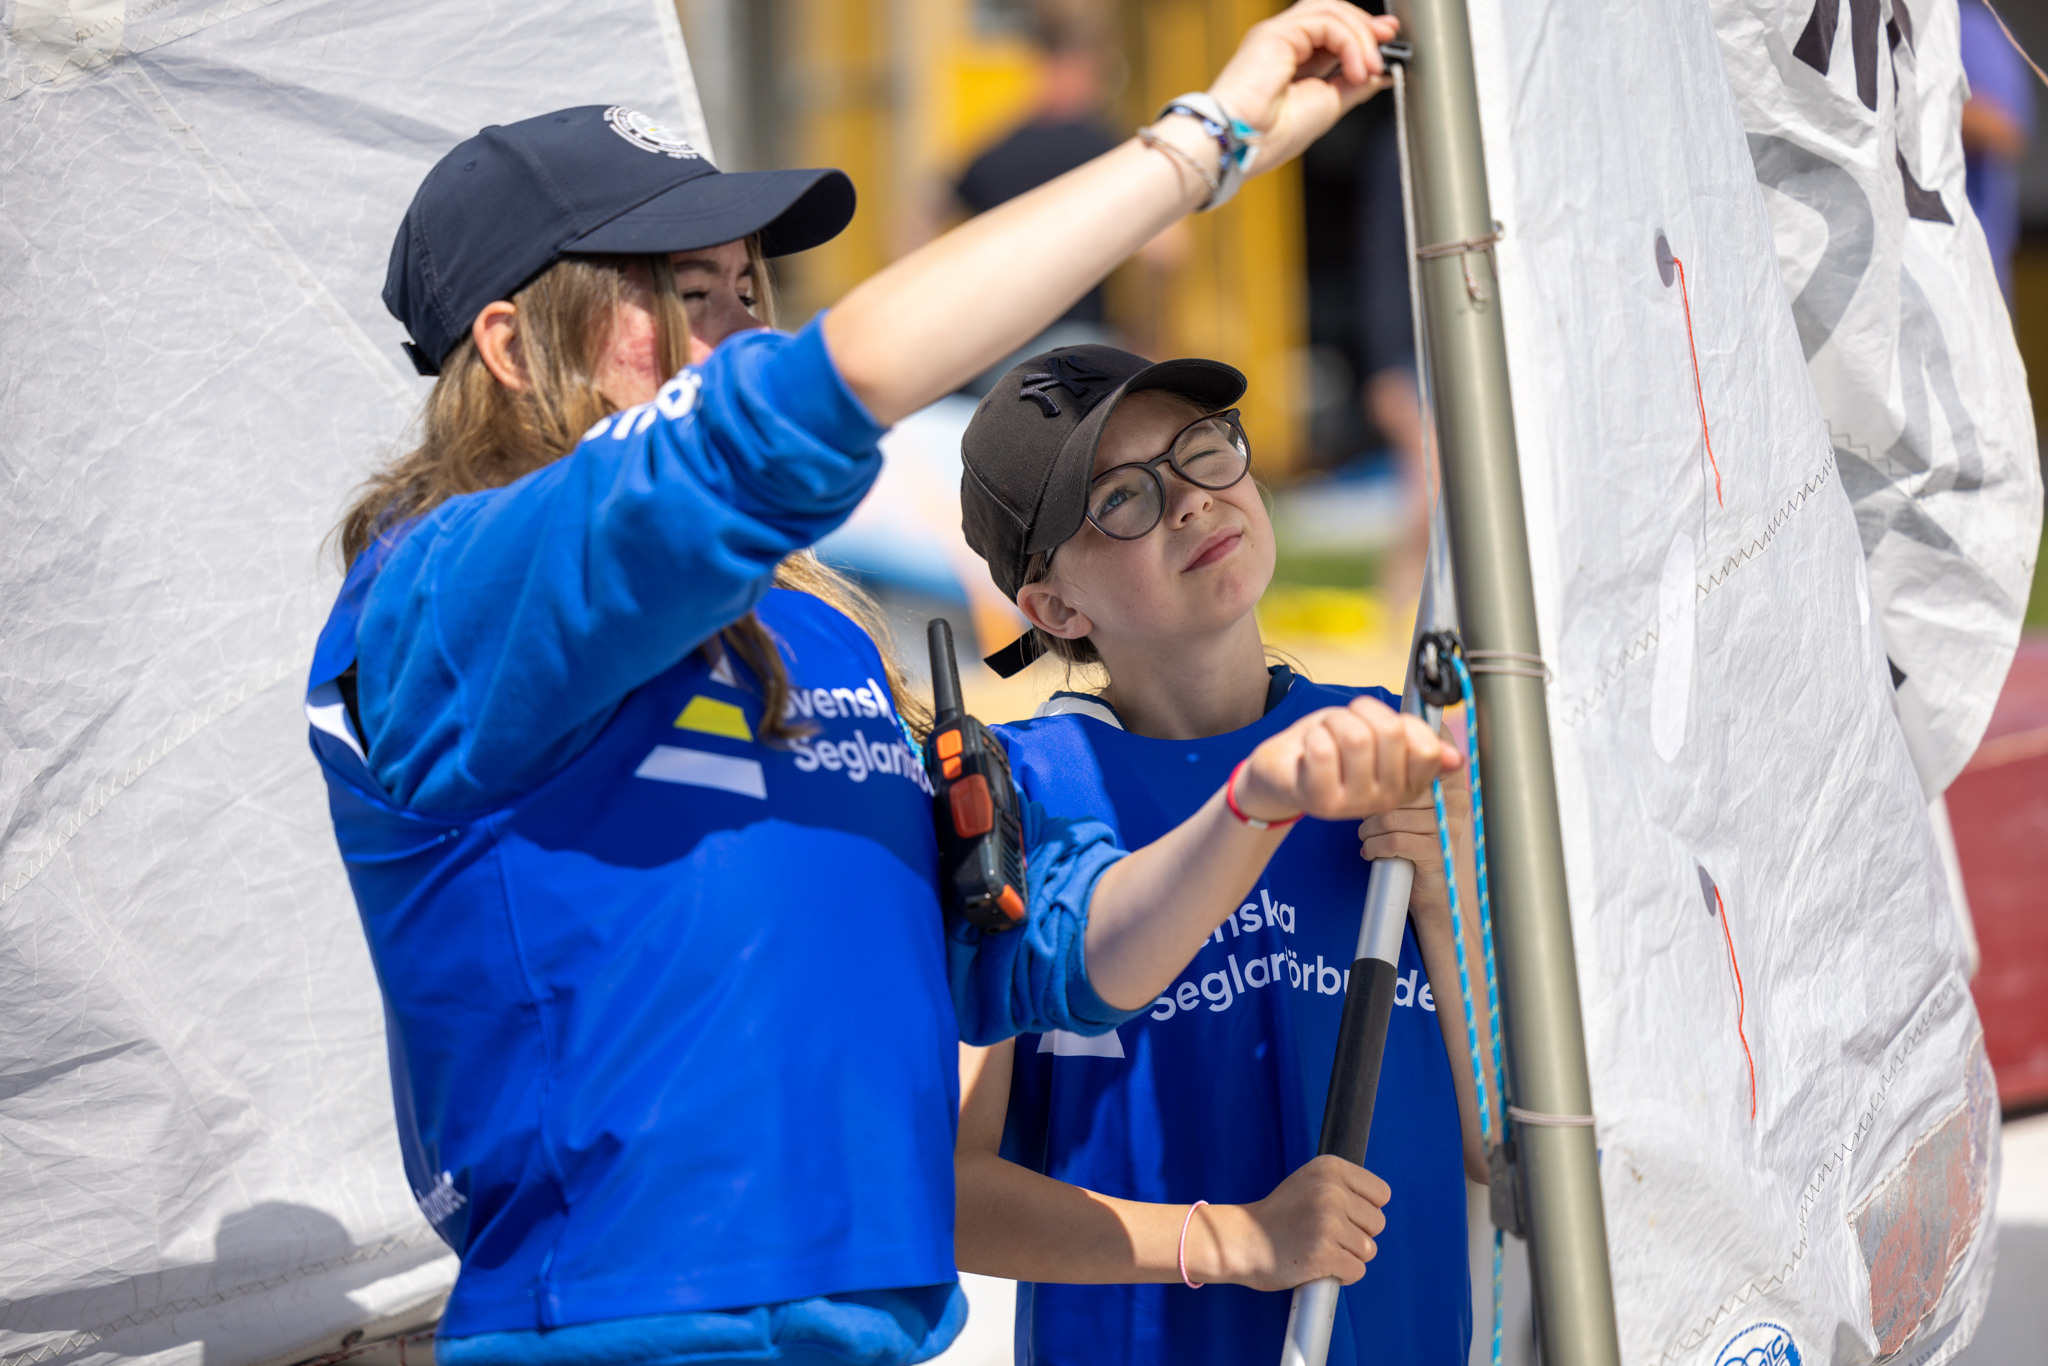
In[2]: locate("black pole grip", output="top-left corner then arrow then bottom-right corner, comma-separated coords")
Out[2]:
1316,957 -> 1401,1164
928,618 -> 963,725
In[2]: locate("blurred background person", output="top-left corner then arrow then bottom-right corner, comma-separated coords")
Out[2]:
933,0 -> 1190,391
1960,0 -> 2034,303
953,0 -> 1121,373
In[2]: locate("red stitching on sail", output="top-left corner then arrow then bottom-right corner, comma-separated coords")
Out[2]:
1716,885 -> 1757,1120
1672,255 -> 1724,507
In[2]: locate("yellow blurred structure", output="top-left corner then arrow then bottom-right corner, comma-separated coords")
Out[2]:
678,0 -> 1307,470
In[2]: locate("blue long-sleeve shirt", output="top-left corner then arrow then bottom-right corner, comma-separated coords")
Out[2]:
305,317 -> 1137,1362
356,325 -> 880,811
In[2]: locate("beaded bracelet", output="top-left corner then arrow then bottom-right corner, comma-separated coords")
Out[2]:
1155,91 -> 1262,210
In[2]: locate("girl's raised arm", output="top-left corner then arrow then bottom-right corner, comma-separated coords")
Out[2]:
823,0 -> 1398,424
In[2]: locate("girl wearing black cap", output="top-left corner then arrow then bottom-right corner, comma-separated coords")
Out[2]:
307,4 -> 1422,1364
951,353 -> 1490,1365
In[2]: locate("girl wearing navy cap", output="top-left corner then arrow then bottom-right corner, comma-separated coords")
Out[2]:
951,347 -> 1492,1366
307,4 -> 1418,1364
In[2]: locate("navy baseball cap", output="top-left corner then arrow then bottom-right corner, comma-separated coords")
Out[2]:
384,105 -> 856,374
962,345 -> 1247,598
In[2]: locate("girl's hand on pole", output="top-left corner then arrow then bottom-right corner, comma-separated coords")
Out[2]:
1080,698 -> 1454,1013
1189,1155 -> 1390,1291
1207,0 -> 1401,170
1359,755 -> 1472,937
1233,697 -> 1459,825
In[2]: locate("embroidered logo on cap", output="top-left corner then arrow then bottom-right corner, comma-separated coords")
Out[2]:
1018,353 -> 1112,417
605,106 -> 702,159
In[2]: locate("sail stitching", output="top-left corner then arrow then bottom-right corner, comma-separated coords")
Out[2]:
1552,449 -> 1837,734
0,1229 -> 443,1366
1653,977 -> 1963,1364
1713,884 -> 1758,1121
119,60 -> 418,402
1669,254 -> 1725,507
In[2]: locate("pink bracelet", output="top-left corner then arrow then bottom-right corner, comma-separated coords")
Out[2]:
1178,1200 -> 1210,1289
1225,760 -> 1303,831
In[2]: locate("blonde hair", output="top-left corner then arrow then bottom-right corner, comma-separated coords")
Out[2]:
1020,549 -> 1103,673
338,241 -> 927,743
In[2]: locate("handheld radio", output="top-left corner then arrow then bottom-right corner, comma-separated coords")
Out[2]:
925,618 -> 1027,933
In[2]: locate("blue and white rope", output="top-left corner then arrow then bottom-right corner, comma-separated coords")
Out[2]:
1433,650 -> 1507,1366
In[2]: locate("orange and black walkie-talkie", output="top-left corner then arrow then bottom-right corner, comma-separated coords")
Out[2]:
925,618 -> 1027,933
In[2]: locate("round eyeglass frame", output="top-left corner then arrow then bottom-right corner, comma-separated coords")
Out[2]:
1080,407 -> 1253,543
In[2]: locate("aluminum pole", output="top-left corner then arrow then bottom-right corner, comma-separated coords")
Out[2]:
1385,3 -> 1621,1362
1279,542 -> 1448,1366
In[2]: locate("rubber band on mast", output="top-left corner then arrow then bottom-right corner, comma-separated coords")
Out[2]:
1466,649 -> 1552,683
1507,1106 -> 1596,1127
1416,225 -> 1505,306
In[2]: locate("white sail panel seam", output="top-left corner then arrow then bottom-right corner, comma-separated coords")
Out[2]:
116,60 -> 418,403
1552,448 -> 1838,735
1653,976 -> 1965,1365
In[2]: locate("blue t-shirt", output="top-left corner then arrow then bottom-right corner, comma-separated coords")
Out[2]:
992,676 -> 1472,1366
305,318 -> 1136,1362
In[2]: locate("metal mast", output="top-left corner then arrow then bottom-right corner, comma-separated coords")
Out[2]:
1386,2 -> 1622,1361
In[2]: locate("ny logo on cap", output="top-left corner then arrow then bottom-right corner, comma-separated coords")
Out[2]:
1018,354 -> 1112,418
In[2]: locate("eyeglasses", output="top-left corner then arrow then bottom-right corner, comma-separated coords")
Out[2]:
1083,409 -> 1252,542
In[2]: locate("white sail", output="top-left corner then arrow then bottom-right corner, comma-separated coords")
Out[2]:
0,4 -> 708,1365
1710,0 -> 2042,795
1463,1 -> 1999,1362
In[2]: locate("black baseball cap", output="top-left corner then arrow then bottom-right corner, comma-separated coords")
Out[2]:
961,345 -> 1246,675
384,105 -> 856,375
